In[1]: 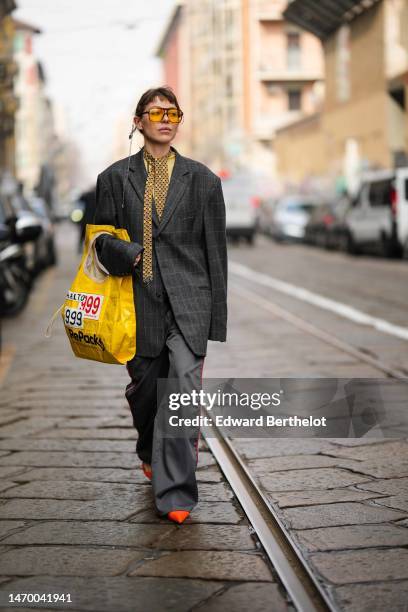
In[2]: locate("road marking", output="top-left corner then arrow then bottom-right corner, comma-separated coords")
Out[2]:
230,283 -> 407,378
0,344 -> 16,386
230,260 -> 408,342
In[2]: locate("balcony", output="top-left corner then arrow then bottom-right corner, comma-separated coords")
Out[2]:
257,65 -> 322,82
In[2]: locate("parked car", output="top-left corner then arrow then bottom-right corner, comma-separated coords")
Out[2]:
305,196 -> 352,250
270,195 -> 320,242
339,169 -> 407,257
220,173 -> 260,244
394,167 -> 408,258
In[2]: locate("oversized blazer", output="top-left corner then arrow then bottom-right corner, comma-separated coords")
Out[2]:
93,145 -> 228,358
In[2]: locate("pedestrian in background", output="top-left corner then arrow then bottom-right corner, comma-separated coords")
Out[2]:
93,86 -> 227,523
76,187 -> 97,253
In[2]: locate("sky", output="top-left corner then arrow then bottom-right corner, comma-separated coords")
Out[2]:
15,0 -> 177,187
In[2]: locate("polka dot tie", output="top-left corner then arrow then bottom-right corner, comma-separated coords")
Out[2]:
142,149 -> 172,283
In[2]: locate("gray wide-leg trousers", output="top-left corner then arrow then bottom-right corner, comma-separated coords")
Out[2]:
125,307 -> 204,515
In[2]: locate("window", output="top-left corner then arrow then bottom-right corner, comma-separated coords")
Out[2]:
226,74 -> 233,98
287,31 -> 301,71
288,89 -> 301,111
225,8 -> 234,31
368,179 -> 393,208
282,200 -> 314,213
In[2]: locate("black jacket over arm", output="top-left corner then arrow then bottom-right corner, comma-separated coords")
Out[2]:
93,146 -> 227,358
94,173 -> 144,276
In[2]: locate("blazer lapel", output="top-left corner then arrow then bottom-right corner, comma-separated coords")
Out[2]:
127,146 -> 189,233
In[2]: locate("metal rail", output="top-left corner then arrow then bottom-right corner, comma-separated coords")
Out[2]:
203,422 -> 336,612
202,281 -> 407,610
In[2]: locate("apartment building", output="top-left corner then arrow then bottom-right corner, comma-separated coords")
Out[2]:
156,0 -> 323,175
156,4 -> 192,156
275,0 -> 408,186
0,0 -> 17,174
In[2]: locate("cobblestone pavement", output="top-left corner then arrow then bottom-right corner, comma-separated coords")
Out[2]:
1,226 -> 408,611
0,225 -> 289,612
203,236 -> 408,612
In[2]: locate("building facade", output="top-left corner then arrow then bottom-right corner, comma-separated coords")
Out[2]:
0,0 -> 17,175
156,4 -> 192,156
156,0 -> 324,175
275,0 -> 408,188
13,19 -> 56,194
246,0 -> 323,175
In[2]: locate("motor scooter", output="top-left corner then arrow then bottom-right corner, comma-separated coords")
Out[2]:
0,217 -> 42,317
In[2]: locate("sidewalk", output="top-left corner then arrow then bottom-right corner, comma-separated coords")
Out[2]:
0,224 -> 287,612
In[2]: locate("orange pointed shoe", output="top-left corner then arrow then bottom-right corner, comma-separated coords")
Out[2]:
141,463 -> 152,481
167,510 -> 190,524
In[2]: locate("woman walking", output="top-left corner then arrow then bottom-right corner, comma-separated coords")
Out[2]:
93,86 -> 227,523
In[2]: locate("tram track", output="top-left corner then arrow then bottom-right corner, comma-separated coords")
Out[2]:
202,277 -> 407,611
203,422 -> 335,612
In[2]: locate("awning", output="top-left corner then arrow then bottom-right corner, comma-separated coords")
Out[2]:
283,0 -> 381,39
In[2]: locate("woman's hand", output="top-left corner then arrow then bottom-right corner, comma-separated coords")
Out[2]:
134,253 -> 142,267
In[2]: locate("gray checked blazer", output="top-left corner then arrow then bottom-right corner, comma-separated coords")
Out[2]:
93,145 -> 227,358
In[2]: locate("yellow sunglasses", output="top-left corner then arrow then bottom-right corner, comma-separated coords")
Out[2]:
141,107 -> 183,124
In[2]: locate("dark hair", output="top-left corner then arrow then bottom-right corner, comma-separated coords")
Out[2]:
134,86 -> 181,117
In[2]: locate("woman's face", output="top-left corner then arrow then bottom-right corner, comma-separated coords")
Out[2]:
134,96 -> 180,146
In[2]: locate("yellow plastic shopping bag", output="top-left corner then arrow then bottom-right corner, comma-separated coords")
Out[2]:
60,224 -> 136,364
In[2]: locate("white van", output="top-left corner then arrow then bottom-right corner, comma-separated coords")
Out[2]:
220,173 -> 260,245
395,168 -> 408,257
345,168 -> 408,257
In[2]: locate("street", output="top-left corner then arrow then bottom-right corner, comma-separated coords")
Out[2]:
0,224 -> 407,611
1,0 -> 408,609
